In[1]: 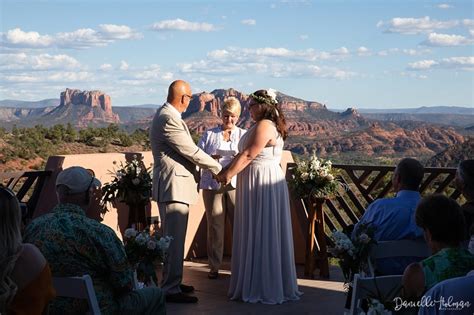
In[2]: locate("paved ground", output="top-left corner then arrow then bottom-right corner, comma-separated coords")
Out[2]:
164,259 -> 348,315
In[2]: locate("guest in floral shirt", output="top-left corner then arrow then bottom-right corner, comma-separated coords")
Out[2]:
24,166 -> 165,315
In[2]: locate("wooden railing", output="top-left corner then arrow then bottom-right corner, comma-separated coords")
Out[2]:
288,163 -> 460,242
0,170 -> 52,222
287,163 -> 461,277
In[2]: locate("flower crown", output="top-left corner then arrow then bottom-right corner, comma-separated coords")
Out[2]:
249,88 -> 278,106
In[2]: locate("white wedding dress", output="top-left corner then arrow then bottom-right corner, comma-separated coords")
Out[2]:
228,122 -> 302,304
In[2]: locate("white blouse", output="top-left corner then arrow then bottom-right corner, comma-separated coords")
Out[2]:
198,125 -> 246,190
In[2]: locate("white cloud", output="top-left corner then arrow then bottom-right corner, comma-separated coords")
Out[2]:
333,47 -> 350,55
408,60 -> 438,70
179,47 -> 356,80
377,48 -> 432,56
31,54 -> 81,70
408,56 -> 474,71
3,71 -> 91,83
205,46 -> 357,65
151,19 -> 217,32
377,16 -> 458,34
357,46 -> 371,56
463,19 -> 474,27
299,34 -> 309,40
1,28 -> 53,48
241,19 -> 256,26
1,25 -> 142,49
120,60 -> 129,70
0,52 -> 80,70
469,29 -> 474,37
440,56 -> 474,70
56,28 -> 108,49
100,63 -> 113,71
437,4 -> 452,9
421,32 -> 473,46
207,49 -> 230,60
98,24 -> 142,40
47,71 -> 90,82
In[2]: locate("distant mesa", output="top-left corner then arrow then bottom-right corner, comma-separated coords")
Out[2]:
340,107 -> 360,117
48,88 -> 120,127
60,88 -> 113,111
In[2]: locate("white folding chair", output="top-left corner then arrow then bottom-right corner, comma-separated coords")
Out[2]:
367,239 -> 431,276
349,273 -> 403,315
52,274 -> 101,315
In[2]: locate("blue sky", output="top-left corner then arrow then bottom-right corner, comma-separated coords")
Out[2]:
1,0 -> 473,109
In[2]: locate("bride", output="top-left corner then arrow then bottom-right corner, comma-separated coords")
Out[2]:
216,89 -> 302,304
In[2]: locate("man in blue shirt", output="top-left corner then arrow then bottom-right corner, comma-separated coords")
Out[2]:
353,158 -> 425,275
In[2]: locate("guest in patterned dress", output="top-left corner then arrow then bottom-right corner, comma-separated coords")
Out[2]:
198,97 -> 246,279
0,186 -> 55,315
403,194 -> 474,298
24,166 -> 165,315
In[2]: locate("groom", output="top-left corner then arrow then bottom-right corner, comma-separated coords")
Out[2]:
150,80 -> 222,303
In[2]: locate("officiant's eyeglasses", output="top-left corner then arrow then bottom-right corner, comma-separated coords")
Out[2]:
183,94 -> 193,100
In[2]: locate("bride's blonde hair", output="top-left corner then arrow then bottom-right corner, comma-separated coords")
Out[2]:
0,187 -> 22,313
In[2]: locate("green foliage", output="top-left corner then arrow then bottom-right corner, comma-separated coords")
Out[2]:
101,156 -> 152,207
118,133 -> 133,147
3,124 -> 151,164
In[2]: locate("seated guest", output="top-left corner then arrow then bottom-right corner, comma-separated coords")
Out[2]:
418,271 -> 474,315
353,158 -> 425,275
455,159 -> 474,241
24,167 -> 165,315
403,195 -> 474,298
0,186 -> 55,314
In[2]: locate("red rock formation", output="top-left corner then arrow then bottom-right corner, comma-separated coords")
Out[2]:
60,88 -> 113,112
57,88 -> 119,126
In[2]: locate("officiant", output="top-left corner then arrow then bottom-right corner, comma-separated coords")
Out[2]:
198,97 -> 246,279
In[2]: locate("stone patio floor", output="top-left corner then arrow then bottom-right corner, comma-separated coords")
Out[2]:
165,259 -> 348,315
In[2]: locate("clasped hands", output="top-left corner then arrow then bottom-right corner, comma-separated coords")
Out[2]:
214,167 -> 232,186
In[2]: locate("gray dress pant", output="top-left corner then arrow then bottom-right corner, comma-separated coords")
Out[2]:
158,201 -> 189,295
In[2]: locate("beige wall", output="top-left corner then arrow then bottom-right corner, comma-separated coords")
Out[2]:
36,150 -> 306,262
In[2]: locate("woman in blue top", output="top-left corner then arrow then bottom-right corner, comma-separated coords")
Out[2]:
198,97 -> 246,279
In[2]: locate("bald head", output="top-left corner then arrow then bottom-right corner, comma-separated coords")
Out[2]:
167,80 -> 192,113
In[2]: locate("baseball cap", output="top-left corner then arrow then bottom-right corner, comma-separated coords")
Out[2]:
56,166 -> 101,194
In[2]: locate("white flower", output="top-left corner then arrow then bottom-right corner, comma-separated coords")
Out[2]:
326,174 -> 334,181
135,233 -> 147,245
132,178 -> 141,185
147,240 -> 157,250
301,172 -> 309,181
266,88 -> 277,104
158,236 -> 172,250
124,228 -> 137,239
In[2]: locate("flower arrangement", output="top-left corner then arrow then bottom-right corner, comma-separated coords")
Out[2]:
290,153 -> 344,199
123,227 -> 172,287
360,298 -> 393,315
329,222 -> 377,284
100,155 -> 153,208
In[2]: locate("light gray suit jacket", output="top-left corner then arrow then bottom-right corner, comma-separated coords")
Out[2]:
150,103 -> 222,205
